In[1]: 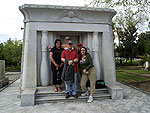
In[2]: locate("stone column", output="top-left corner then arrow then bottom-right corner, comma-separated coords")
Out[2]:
48,32 -> 54,85
20,23 -> 26,88
102,28 -> 116,86
87,33 -> 92,54
22,22 -> 37,89
40,30 -> 49,86
92,32 -> 101,80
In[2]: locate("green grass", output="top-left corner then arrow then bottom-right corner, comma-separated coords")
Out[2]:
116,71 -> 150,83
10,65 -> 21,70
118,70 -> 150,74
6,65 -> 21,72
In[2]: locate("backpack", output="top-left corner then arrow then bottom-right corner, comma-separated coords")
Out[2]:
95,80 -> 106,89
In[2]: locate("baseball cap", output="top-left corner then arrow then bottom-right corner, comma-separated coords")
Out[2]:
77,43 -> 82,46
68,40 -> 73,44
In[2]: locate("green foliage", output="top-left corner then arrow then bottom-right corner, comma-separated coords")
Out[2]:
87,0 -> 150,37
138,55 -> 150,66
8,65 -> 21,71
137,31 -> 150,56
145,40 -> 150,55
87,0 -> 150,62
87,0 -> 150,13
0,39 -> 22,66
137,59 -> 146,66
115,25 -> 138,63
115,59 -> 139,66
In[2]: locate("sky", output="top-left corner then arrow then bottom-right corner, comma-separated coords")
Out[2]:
1,0 -> 149,44
0,0 -> 89,43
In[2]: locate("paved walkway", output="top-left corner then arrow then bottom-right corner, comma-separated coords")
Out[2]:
0,79 -> 150,113
5,72 -> 20,83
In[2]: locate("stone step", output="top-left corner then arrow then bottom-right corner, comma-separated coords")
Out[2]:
36,88 -> 109,95
36,91 -> 109,97
35,93 -> 111,104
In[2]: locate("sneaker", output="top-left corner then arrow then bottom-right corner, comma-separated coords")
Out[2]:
87,96 -> 93,103
65,93 -> 70,99
81,91 -> 89,96
72,94 -> 78,98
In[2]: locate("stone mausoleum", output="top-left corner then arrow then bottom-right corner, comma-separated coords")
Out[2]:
19,4 -> 123,106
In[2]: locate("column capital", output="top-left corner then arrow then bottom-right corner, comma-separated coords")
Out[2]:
42,30 -> 48,33
93,31 -> 98,34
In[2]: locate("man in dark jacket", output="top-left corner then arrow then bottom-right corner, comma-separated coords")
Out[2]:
61,40 -> 78,98
61,61 -> 74,81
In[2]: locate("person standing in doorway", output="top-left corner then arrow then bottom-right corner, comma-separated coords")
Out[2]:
47,36 -> 76,50
49,39 -> 64,92
79,47 -> 96,103
62,36 -> 76,50
61,40 -> 78,98
77,43 -> 82,58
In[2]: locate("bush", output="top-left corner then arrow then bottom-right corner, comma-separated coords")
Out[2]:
138,55 -> 150,66
115,59 -> 139,66
0,39 -> 22,66
6,65 -> 21,72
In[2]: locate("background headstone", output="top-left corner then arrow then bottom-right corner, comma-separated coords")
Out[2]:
0,60 -> 5,79
145,61 -> 150,71
0,60 -> 9,88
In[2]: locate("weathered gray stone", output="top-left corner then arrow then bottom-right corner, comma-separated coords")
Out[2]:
21,88 -> 36,106
145,61 -> 150,71
0,77 -> 9,88
19,4 -> 123,105
1,79 -> 150,113
40,31 -> 50,86
0,60 -> 9,88
108,85 -> 123,100
0,60 -> 5,79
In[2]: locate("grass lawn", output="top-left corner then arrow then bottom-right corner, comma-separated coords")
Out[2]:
116,69 -> 150,93
116,71 -> 150,83
6,65 -> 21,72
117,70 -> 150,74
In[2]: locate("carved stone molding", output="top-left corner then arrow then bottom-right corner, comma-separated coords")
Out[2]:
40,30 -> 49,86
59,10 -> 83,20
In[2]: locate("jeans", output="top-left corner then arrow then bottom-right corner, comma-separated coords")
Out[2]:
65,72 -> 77,95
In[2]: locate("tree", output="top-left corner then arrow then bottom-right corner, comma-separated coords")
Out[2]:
137,31 -> 150,56
116,25 -> 138,63
1,39 -> 22,65
86,0 -> 150,39
86,0 -> 150,14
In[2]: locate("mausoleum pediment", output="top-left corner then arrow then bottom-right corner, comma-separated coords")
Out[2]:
19,4 -> 116,24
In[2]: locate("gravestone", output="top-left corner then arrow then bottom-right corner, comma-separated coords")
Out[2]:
19,4 -> 123,106
145,61 -> 150,71
0,60 -> 9,88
